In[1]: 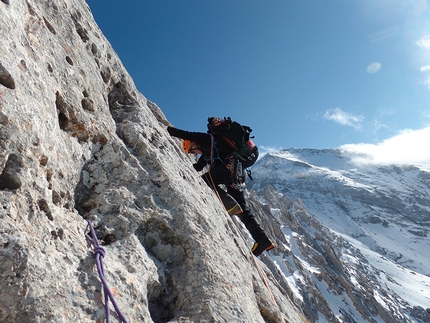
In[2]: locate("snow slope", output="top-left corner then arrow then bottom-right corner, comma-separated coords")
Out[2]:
248,148 -> 430,322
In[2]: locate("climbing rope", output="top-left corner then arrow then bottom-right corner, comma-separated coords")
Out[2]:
251,252 -> 286,323
85,219 -> 129,323
206,172 -> 286,323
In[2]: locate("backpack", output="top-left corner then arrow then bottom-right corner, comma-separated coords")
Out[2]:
207,117 -> 258,190
207,116 -> 259,170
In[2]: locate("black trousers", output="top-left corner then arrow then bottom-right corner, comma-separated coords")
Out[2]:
202,164 -> 268,243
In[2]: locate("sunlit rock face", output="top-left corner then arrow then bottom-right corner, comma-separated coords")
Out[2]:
0,1 -> 304,322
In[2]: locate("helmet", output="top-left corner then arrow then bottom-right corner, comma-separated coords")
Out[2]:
211,117 -> 222,126
182,140 -> 200,154
208,116 -> 224,127
182,139 -> 192,154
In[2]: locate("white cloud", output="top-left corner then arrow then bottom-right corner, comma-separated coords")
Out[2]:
373,119 -> 388,131
420,65 -> 430,72
417,35 -> 430,49
324,108 -> 364,130
367,62 -> 381,74
419,65 -> 430,89
340,126 -> 430,165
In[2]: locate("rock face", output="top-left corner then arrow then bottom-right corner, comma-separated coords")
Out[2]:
0,1 -> 304,323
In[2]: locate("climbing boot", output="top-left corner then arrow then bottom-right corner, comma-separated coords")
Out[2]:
227,203 -> 243,216
252,240 -> 275,257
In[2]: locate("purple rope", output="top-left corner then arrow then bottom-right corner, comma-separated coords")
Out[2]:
85,219 -> 128,323
210,133 -> 214,166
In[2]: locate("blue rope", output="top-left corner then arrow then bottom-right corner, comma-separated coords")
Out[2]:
207,134 -> 223,165
85,219 -> 128,323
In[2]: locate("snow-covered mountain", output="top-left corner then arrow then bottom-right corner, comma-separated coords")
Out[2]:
246,148 -> 430,323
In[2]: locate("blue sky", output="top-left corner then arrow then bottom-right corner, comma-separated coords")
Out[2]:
87,0 -> 430,164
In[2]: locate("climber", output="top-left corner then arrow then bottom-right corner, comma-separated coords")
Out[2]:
167,120 -> 275,257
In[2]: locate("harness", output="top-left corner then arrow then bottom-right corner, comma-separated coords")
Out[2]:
209,134 -> 247,191
208,134 -> 224,165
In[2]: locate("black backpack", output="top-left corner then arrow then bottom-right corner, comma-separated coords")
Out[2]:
207,117 -> 259,169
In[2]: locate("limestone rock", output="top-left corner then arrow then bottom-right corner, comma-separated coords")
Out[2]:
0,1 -> 304,322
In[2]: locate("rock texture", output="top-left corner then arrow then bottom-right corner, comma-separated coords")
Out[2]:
0,1 -> 305,322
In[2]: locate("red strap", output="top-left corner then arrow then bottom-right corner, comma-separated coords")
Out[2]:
222,136 -> 236,149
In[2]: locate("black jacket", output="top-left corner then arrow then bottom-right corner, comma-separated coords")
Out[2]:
167,126 -> 234,170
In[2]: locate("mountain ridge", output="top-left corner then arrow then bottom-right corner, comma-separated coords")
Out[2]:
246,147 -> 430,322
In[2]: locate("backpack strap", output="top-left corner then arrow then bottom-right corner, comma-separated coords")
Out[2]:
217,135 -> 245,164
220,135 -> 236,149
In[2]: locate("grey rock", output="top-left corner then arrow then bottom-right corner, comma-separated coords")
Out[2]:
0,1 -> 304,323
